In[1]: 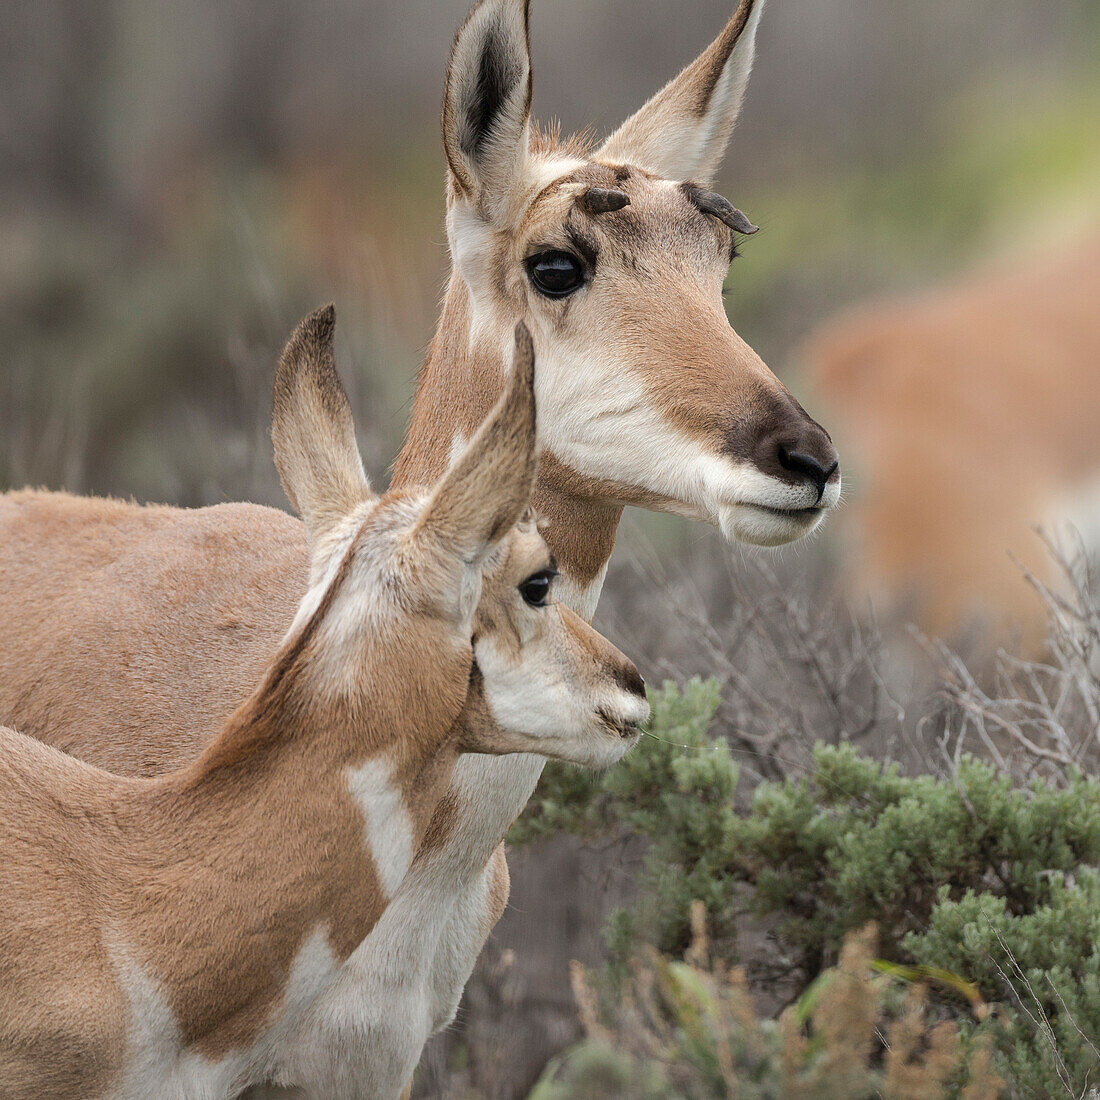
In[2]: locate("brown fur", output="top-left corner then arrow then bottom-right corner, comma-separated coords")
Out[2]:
482,844 -> 512,938
415,322 -> 538,558
803,229 -> 1100,644
0,490 -> 308,773
419,788 -> 463,857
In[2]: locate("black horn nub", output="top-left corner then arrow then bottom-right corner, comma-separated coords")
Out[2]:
581,187 -> 631,215
684,183 -> 759,235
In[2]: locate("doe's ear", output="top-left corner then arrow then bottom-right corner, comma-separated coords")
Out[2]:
597,0 -> 764,185
418,322 -> 537,563
272,305 -> 373,545
442,0 -> 533,225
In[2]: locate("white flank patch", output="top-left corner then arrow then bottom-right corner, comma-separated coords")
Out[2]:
107,926 -> 338,1099
345,755 -> 414,899
273,753 -> 545,1097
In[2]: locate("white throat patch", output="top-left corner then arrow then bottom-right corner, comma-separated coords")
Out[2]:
345,755 -> 415,899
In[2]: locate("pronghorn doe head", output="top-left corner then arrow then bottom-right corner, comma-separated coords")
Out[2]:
442,0 -> 839,547
271,306 -> 648,766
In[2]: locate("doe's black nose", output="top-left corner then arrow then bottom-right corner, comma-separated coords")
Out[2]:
777,446 -> 839,503
734,392 -> 840,502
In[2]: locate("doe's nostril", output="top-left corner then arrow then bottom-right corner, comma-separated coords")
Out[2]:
744,397 -> 839,503
776,445 -> 837,503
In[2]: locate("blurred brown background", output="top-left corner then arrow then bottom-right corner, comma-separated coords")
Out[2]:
2,1 -> 1099,1096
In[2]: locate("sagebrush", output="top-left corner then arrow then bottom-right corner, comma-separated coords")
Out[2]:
514,676 -> 1100,1096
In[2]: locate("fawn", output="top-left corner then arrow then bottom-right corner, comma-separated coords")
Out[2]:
0,310 -> 647,1099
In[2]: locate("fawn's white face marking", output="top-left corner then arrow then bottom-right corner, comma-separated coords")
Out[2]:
463,519 -> 648,767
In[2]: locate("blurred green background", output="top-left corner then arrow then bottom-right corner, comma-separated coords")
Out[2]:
3,0 -> 1097,521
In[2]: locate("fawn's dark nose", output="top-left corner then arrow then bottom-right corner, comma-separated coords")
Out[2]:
615,662 -> 647,699
777,446 -> 839,504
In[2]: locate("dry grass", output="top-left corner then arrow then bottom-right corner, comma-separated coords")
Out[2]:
935,532 -> 1100,784
535,908 -> 1004,1100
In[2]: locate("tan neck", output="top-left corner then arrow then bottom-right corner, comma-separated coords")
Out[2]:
392,276 -> 623,601
178,611 -> 466,811
95,650 -> 464,1058
178,685 -> 460,817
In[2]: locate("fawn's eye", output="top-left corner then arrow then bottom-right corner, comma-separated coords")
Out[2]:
525,252 -> 585,298
518,569 -> 557,608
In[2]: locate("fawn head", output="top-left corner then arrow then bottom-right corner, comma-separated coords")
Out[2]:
270,306 -> 646,765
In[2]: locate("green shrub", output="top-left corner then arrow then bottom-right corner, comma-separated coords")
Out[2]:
513,678 -> 743,959
514,679 -> 1100,1096
908,876 -> 1100,1098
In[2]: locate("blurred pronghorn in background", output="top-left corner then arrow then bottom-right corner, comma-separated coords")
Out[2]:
804,227 -> 1100,648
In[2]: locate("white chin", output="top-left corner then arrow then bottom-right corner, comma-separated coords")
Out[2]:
550,730 -> 639,770
718,502 -> 826,547
492,727 -> 638,769
590,738 -> 638,769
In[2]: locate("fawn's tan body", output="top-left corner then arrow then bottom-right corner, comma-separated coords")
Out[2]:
0,0 -> 835,1093
804,229 -> 1100,644
0,607 -> 458,1100
0,312 -> 647,1099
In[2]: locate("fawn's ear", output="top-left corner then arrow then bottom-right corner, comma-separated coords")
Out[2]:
418,322 -> 537,563
443,0 -> 533,226
272,305 -> 374,545
597,0 -> 764,185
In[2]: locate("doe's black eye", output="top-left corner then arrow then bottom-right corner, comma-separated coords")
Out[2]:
525,251 -> 585,298
519,568 -> 557,608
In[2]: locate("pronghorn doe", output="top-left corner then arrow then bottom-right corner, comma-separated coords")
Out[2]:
0,310 -> 647,1100
0,0 -> 834,1085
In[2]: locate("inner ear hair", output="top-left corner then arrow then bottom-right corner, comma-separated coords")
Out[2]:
442,0 -> 533,208
683,182 -> 758,236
